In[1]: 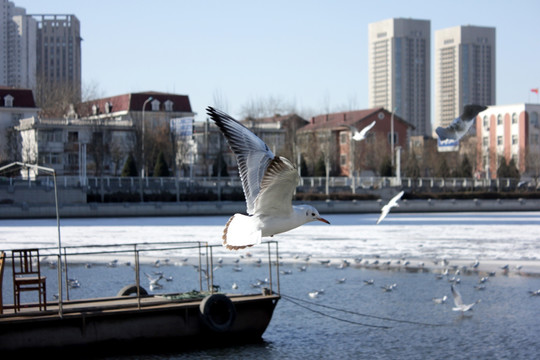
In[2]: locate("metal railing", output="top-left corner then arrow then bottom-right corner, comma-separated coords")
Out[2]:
1,175 -> 535,193
1,240 -> 281,315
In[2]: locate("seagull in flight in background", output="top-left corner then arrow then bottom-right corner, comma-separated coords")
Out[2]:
451,284 -> 479,312
436,104 -> 488,141
145,272 -> 164,290
376,191 -> 404,224
346,120 -> 376,142
207,106 -> 330,250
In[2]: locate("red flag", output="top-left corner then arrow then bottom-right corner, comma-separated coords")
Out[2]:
531,88 -> 539,94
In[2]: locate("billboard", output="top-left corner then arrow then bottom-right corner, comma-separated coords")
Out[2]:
170,117 -> 194,137
437,138 -> 459,152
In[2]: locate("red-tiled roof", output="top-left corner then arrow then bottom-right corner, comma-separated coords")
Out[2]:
0,86 -> 37,108
299,107 -> 414,131
77,91 -> 193,117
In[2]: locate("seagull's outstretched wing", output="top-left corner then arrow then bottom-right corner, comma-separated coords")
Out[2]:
345,124 -> 360,136
207,106 -> 298,215
451,284 -> 463,307
436,104 -> 487,141
255,156 -> 299,215
207,106 -> 274,214
358,120 -> 376,138
376,206 -> 390,225
388,191 -> 404,207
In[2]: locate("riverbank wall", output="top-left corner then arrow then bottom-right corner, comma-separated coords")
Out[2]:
1,198 -> 539,219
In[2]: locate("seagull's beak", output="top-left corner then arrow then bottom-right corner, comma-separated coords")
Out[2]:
317,217 -> 330,224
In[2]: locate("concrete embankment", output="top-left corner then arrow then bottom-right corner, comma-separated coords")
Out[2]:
1,198 -> 539,219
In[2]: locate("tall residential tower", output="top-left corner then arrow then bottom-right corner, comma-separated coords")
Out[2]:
434,25 -> 496,132
33,14 -> 82,101
368,18 -> 431,137
0,0 -> 37,89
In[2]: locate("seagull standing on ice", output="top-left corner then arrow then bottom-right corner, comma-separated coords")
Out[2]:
207,107 -> 330,250
346,121 -> 376,142
435,104 -> 487,141
451,284 -> 479,312
376,191 -> 405,224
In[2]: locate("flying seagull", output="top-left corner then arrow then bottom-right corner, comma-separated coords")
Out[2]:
207,106 -> 330,250
376,190 -> 405,224
451,284 -> 479,312
436,104 -> 488,141
144,272 -> 164,291
347,120 -> 376,142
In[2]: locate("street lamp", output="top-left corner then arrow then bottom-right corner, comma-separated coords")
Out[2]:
141,96 -> 153,178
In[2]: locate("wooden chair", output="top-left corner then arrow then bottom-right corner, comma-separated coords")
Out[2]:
12,249 -> 47,312
0,251 -> 5,314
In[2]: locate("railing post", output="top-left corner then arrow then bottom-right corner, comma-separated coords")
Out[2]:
135,244 -> 141,309
267,242 -> 273,294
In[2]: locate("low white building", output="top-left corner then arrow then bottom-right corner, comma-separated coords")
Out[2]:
0,87 -> 40,162
16,91 -> 195,178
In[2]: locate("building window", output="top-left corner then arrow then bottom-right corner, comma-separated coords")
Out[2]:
92,104 -> 99,115
388,132 -> 398,145
151,99 -> 160,111
497,114 -> 502,125
512,113 -> 518,124
497,136 -> 503,145
68,131 -> 78,142
39,152 -> 62,165
39,130 -> 63,142
530,112 -> 539,126
483,116 -> 489,128
3,95 -> 14,107
164,100 -> 173,112
512,134 -> 518,145
104,102 -> 112,113
340,154 -> 347,166
483,137 -> 489,147
340,132 -> 347,144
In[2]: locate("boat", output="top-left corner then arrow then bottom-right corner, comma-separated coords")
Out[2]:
0,240 -> 281,355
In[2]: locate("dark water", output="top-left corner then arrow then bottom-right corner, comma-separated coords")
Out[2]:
5,259 -> 540,359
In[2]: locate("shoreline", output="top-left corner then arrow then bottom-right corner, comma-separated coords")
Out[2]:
1,198 -> 540,219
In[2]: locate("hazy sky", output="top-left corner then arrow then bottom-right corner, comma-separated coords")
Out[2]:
13,0 -> 540,122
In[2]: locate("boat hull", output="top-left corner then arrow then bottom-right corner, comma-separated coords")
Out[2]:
0,293 -> 280,354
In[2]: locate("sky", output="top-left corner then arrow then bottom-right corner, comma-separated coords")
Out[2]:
12,0 -> 540,123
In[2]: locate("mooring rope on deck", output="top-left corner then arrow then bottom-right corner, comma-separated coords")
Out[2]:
281,293 -> 446,328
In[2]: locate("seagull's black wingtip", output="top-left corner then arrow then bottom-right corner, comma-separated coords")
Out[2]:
206,106 -> 217,117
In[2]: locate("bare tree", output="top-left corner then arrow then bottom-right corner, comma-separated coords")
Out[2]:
240,95 -> 296,119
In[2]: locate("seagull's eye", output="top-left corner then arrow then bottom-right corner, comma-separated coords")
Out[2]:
311,213 -> 315,217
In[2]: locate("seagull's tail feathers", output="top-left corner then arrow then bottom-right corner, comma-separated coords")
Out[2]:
222,214 -> 262,250
435,126 -> 454,141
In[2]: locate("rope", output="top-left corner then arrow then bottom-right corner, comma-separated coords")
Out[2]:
281,293 -> 446,328
282,295 -> 391,329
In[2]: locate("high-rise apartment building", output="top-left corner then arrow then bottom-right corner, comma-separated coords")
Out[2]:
0,0 -> 37,89
368,18 -> 431,137
33,14 -> 82,101
1,2 -> 82,105
435,25 -> 496,132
